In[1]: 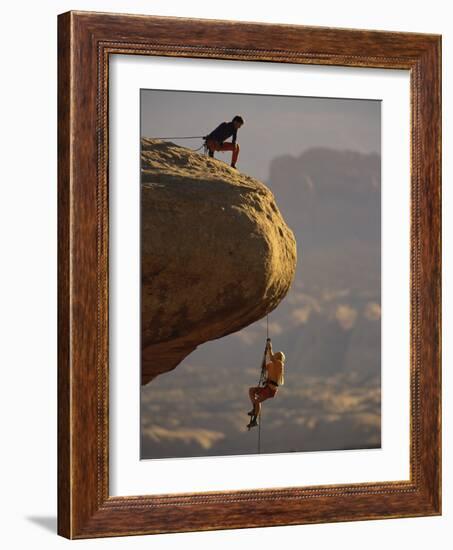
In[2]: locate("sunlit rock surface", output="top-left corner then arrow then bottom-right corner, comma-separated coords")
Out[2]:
140,138 -> 297,385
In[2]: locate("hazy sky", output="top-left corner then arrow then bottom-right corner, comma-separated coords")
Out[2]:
141,89 -> 380,181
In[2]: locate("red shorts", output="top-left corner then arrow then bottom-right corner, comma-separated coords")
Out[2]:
254,384 -> 277,400
206,138 -> 236,152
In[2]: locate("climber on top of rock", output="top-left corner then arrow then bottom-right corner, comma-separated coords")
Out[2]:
247,338 -> 286,429
204,115 -> 244,169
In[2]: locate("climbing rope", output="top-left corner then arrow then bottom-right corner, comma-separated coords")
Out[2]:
257,313 -> 270,454
193,143 -> 206,152
258,405 -> 262,454
151,135 -> 205,140
151,135 -> 208,154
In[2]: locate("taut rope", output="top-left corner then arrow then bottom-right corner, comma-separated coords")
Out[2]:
257,313 -> 270,454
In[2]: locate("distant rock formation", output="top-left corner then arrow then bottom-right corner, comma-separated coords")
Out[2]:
141,139 -> 297,385
268,148 -> 381,252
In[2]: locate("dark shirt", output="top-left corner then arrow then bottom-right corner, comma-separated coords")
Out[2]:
206,121 -> 237,144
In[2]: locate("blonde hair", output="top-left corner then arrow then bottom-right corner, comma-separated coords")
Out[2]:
273,351 -> 285,363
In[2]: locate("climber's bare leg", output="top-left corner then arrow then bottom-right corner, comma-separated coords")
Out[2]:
231,143 -> 239,167
248,387 -> 258,413
248,387 -> 263,416
246,389 -> 259,428
218,142 -> 240,167
247,392 -> 266,429
254,400 -> 262,417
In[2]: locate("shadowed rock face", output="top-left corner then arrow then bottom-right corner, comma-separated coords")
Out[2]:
141,139 -> 297,385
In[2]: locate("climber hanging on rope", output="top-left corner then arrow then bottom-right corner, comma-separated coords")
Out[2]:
204,115 -> 244,169
247,338 -> 286,429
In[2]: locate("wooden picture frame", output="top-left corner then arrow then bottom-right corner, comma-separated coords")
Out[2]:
57,10 -> 441,539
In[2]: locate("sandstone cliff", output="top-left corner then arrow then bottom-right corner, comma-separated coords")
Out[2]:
141,138 -> 297,385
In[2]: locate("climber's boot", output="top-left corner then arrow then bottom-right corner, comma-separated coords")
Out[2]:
247,416 -> 258,430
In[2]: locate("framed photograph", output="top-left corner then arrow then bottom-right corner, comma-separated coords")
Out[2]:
58,11 -> 441,539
